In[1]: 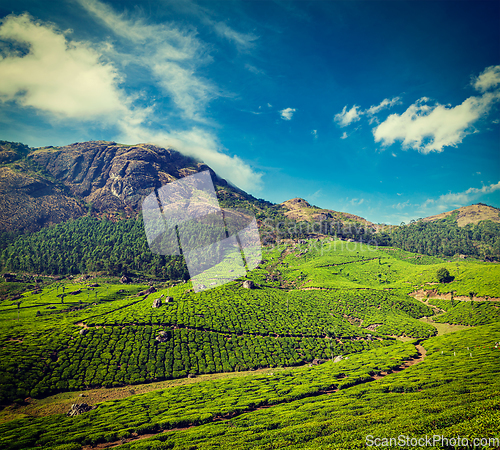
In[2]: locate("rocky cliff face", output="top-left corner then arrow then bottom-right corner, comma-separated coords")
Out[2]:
0,140 -> 228,232
29,141 -> 212,215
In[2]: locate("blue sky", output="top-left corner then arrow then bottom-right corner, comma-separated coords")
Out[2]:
0,0 -> 499,224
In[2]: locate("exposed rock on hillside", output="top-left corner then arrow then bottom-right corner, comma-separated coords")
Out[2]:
243,280 -> 255,289
0,163 -> 86,232
29,141 -> 209,215
67,403 -> 95,416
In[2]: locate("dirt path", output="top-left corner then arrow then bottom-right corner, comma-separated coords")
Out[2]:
81,342 -> 428,450
412,295 -> 474,336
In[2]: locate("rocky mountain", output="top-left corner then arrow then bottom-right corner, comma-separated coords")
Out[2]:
420,203 -> 500,227
29,141 -> 215,215
0,140 -> 237,232
0,141 -> 87,232
1,139 -> 499,241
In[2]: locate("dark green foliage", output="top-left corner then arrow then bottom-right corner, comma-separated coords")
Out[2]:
0,216 -> 188,279
390,218 -> 500,259
436,267 -> 451,283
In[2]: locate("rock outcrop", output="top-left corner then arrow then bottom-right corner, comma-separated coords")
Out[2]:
152,295 -> 164,308
67,403 -> 95,416
242,280 -> 255,289
29,141 -> 208,215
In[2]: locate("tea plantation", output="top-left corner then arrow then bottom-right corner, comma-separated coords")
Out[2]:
0,239 -> 499,448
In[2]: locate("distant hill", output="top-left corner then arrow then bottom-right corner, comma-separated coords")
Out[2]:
421,203 -> 500,227
391,205 -> 500,260
280,197 -> 377,230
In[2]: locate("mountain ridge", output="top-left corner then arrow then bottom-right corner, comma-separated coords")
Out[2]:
0,140 -> 499,234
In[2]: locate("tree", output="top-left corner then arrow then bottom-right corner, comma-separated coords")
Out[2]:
437,267 -> 451,283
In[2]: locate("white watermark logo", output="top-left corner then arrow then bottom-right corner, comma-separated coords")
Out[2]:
366,434 -> 500,448
142,171 -> 261,292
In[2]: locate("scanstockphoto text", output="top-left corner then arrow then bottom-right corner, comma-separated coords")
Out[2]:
366,434 -> 500,448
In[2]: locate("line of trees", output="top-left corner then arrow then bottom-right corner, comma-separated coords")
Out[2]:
389,219 -> 500,259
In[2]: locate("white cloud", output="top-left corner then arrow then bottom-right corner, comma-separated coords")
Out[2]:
0,13 -> 128,120
245,64 -> 264,75
335,97 -> 400,128
373,67 -> 500,153
334,105 -> 361,127
373,92 -> 500,154
392,200 -> 411,210
472,65 -> 500,92
366,97 -> 401,116
311,129 -> 317,139
117,122 -> 262,192
421,181 -> 500,210
77,0 -> 217,121
340,131 -> 348,139
267,103 -> 272,108
280,107 -> 296,120
309,189 -> 323,201
211,21 -> 257,51
350,198 -> 364,206
0,9 -> 262,192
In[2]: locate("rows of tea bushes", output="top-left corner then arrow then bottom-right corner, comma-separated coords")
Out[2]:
0,319 -> 392,405
39,323 -> 500,450
0,342 -> 417,449
88,282 -> 435,339
380,247 -> 445,265
429,299 -> 500,326
90,284 -> 358,337
4,323 -> 500,450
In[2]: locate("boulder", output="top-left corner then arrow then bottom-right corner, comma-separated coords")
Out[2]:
152,296 -> 162,308
79,329 -> 89,335
120,275 -> 131,284
333,355 -> 344,363
68,290 -> 82,295
67,403 -> 94,417
138,286 -> 157,296
88,283 -> 100,287
242,280 -> 255,289
165,296 -> 173,303
155,331 -> 169,343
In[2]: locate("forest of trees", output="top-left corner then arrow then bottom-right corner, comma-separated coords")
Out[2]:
389,218 -> 500,259
1,209 -> 498,279
0,216 -> 189,279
